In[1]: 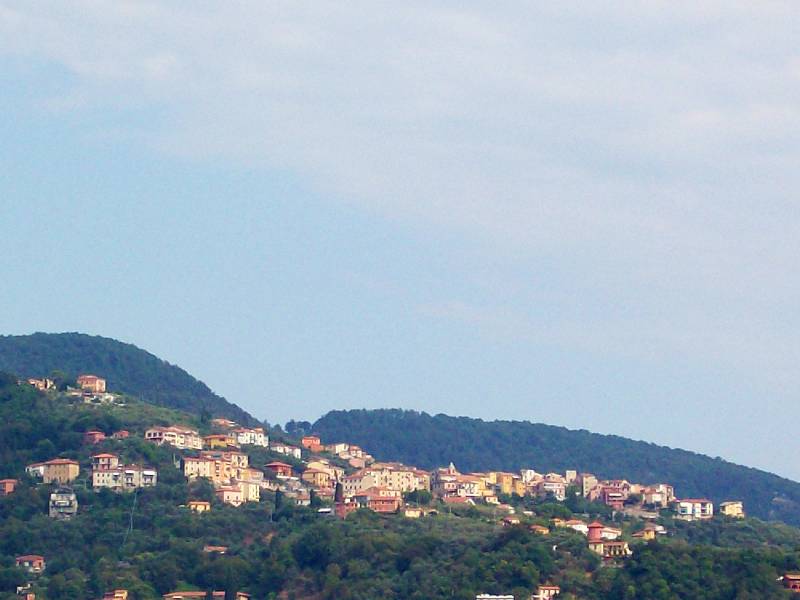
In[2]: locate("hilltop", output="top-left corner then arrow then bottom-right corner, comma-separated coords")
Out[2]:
0,332 -> 257,425
312,408 -> 800,525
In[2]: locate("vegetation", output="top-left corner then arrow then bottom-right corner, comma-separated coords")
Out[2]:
0,333 -> 256,425
2,380 -> 800,598
313,409 -> 800,525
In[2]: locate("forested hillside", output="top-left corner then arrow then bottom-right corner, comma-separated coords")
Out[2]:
0,333 -> 256,425
313,409 -> 800,526
2,378 -> 800,598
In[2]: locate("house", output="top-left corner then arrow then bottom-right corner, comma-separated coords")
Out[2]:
233,427 -> 268,447
501,515 -> 521,526
27,377 -> 54,390
215,485 -> 244,507
674,498 -> 714,521
163,593 -> 224,599
564,519 -> 588,535
353,487 -> 403,513
475,595 -> 514,600
93,463 -> 157,491
265,462 -> 293,478
84,430 -> 107,444
25,462 -> 45,478
92,453 -> 120,471
187,500 -> 211,513
162,593 -> 249,600
783,573 -> 800,592
530,524 -> 550,535
145,426 -> 203,450
15,555 -> 45,573
301,435 -> 322,451
236,480 -> 261,503
403,507 -> 423,518
77,374 -> 106,393
203,545 -> 228,554
601,526 -> 622,540
103,590 -> 129,600
642,483 -> 675,507
302,468 -> 332,489
632,528 -> 656,541
183,456 -> 215,480
203,433 -> 239,449
112,430 -> 130,439
269,443 -> 302,459
719,501 -> 745,518
587,522 -> 631,560
535,585 -> 561,599
211,418 -> 237,429
39,458 -> 80,484
49,487 -> 78,520
0,479 -> 18,496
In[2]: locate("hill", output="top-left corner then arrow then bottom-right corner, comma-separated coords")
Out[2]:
0,332 -> 257,425
312,409 -> 800,525
1,381 -> 800,599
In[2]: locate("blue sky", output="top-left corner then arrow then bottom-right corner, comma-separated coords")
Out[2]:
2,2 -> 799,479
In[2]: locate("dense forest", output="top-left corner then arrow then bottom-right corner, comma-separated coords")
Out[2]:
2,378 -> 800,598
0,333 -> 256,425
312,409 -> 800,526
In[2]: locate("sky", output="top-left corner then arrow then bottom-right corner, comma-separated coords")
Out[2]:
1,2 -> 799,479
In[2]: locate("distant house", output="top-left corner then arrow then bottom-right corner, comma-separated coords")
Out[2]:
301,435 -> 323,452
301,468 -> 332,489
163,592 -> 249,600
215,485 -> 244,507
187,500 -> 211,513
15,555 -> 45,573
674,499 -> 714,521
77,374 -> 106,393
719,501 -> 745,519
269,443 -> 302,459
92,457 -> 157,492
501,515 -> 520,526
35,458 -> 80,485
587,521 -> 632,560
265,462 -> 293,478
112,430 -> 130,439
232,427 -> 268,447
0,479 -> 18,496
530,524 -> 550,535
202,545 -> 229,554
145,426 -> 203,450
211,418 -> 237,429
84,430 -> 107,445
103,590 -> 129,600
783,573 -> 800,593
49,487 -> 79,520
27,378 -> 54,391
535,585 -> 561,599
203,433 -> 239,450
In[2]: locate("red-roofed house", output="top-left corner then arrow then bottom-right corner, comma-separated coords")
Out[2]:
265,462 -> 293,478
77,374 -> 106,393
16,555 -> 45,573
0,479 -> 18,496
84,430 -> 107,445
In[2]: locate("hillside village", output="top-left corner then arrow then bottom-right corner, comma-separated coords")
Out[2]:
3,372 -> 784,600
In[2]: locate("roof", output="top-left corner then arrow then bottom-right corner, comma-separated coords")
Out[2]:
44,458 -> 79,466
92,453 -> 119,459
679,498 -> 712,503
265,461 -> 292,467
16,555 -> 45,561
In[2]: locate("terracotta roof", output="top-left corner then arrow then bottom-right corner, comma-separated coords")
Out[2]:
44,458 -> 79,465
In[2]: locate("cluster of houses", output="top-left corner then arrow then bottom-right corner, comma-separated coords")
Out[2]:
477,587 -> 561,600
27,373 -> 120,405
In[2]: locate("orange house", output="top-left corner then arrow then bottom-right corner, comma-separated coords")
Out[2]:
0,479 -> 18,496
301,435 -> 323,452
16,555 -> 46,573
84,430 -> 107,444
77,374 -> 106,393
265,462 -> 293,477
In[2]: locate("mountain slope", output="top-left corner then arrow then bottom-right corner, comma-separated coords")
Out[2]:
313,409 -> 800,525
0,332 -> 257,425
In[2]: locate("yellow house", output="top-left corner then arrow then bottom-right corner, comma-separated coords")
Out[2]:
204,434 -> 238,449
187,500 -> 211,513
42,459 -> 80,484
719,501 -> 745,518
